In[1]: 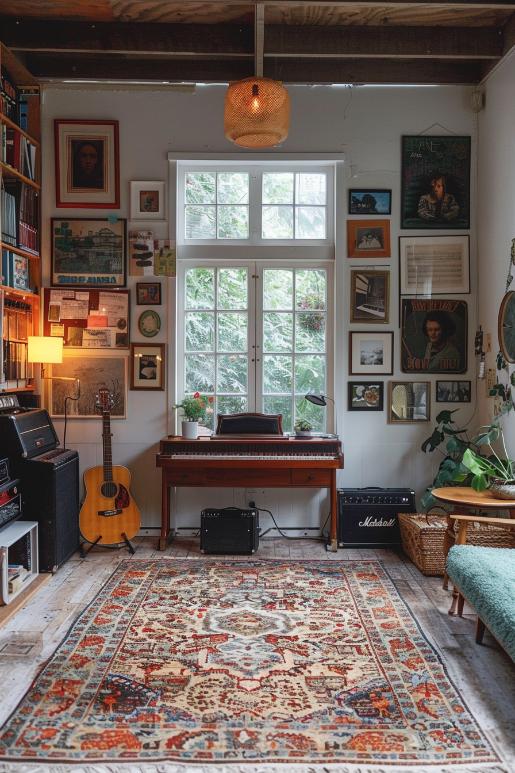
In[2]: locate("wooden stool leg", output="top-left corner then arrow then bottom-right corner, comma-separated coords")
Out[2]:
457,593 -> 465,616
476,617 -> 486,644
442,513 -> 454,591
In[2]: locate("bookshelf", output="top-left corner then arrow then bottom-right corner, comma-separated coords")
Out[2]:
0,42 -> 40,397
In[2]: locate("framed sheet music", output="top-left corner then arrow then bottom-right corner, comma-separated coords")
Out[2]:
399,235 -> 470,295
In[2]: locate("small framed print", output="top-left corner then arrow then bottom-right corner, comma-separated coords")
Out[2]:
436,380 -> 471,403
130,181 -> 165,220
348,189 -> 391,215
136,282 -> 161,305
350,269 -> 390,324
349,331 -> 394,375
399,235 -> 470,295
388,381 -> 431,424
54,119 -> 120,208
348,381 -> 384,411
130,343 -> 165,390
347,219 -> 391,259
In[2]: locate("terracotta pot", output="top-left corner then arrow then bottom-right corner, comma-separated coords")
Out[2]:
488,478 -> 515,500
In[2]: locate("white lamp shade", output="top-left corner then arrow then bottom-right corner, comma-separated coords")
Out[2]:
27,336 -> 64,364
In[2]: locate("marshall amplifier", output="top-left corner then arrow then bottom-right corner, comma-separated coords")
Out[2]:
0,478 -> 22,530
338,487 -> 415,547
0,409 -> 59,460
0,458 -> 10,486
201,506 -> 259,554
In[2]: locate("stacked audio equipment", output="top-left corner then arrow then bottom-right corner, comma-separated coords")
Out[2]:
0,396 -> 79,572
0,457 -> 21,531
201,506 -> 259,554
338,487 -> 415,547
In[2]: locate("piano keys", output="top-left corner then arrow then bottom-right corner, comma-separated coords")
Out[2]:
156,435 -> 344,552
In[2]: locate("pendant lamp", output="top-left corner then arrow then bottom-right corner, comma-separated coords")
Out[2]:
224,76 -> 290,148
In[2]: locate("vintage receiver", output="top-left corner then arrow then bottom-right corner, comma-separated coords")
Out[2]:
201,506 -> 259,554
0,409 -> 59,460
0,478 -> 22,530
338,487 -> 416,547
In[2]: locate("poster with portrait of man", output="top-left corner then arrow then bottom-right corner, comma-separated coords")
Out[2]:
401,136 -> 470,229
401,298 -> 467,373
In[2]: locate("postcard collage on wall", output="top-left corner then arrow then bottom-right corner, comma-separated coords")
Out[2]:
50,120 -> 171,418
347,135 -> 471,424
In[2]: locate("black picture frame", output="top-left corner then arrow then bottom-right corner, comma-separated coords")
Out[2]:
350,269 -> 390,324
348,189 -> 391,215
348,381 -> 384,411
401,298 -> 467,374
136,281 -> 162,305
51,218 -> 127,288
401,135 -> 471,229
436,380 -> 472,403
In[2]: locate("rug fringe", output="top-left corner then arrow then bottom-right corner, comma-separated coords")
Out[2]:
0,761 -> 509,773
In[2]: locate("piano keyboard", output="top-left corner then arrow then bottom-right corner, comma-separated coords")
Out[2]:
166,453 -> 336,460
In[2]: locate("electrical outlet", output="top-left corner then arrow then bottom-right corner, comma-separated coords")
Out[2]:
486,368 -> 496,392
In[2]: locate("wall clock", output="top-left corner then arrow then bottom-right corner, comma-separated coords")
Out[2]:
498,291 -> 515,363
138,309 -> 161,338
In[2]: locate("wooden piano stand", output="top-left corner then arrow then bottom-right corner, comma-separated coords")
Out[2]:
156,435 -> 343,552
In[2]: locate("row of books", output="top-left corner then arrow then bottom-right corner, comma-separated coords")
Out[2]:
1,249 -> 31,291
2,340 -> 29,381
3,299 -> 31,341
0,67 -> 17,124
1,182 -> 39,255
1,125 -> 37,181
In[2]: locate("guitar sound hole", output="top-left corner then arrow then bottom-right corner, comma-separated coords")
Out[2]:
101,481 -> 118,498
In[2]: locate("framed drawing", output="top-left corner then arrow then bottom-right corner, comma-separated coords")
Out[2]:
130,181 -> 165,220
51,218 -> 126,288
436,380 -> 471,403
399,235 -> 470,295
136,282 -> 161,305
349,331 -> 394,375
49,355 -> 127,418
130,343 -> 165,390
350,269 -> 390,323
348,189 -> 391,215
498,291 -> 515,363
348,381 -> 384,411
401,135 -> 471,229
347,219 -> 390,259
401,298 -> 467,374
54,120 -> 119,208
388,381 -> 431,423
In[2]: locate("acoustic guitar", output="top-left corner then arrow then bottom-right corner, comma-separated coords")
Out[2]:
79,387 -> 141,551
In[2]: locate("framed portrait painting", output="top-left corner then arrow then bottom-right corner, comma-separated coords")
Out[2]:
349,331 -> 394,375
54,120 -> 120,208
49,355 -> 127,418
401,298 -> 467,374
130,343 -> 165,390
347,219 -> 390,259
348,189 -> 391,215
401,135 -> 471,229
51,218 -> 126,288
130,181 -> 165,220
350,269 -> 390,323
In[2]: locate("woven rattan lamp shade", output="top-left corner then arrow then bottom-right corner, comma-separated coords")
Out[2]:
224,77 -> 290,148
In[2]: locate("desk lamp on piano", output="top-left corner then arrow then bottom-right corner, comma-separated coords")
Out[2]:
156,411 -> 344,552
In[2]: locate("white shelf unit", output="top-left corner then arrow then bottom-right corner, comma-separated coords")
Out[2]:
0,520 -> 38,604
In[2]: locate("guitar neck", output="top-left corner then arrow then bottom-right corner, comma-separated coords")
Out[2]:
102,412 -> 113,481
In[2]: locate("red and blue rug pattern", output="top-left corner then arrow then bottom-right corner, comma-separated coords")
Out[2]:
0,559 -> 498,765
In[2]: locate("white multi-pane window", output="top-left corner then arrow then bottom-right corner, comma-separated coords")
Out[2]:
176,162 -> 335,433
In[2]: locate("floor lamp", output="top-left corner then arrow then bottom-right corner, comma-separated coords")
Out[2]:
304,392 -> 338,437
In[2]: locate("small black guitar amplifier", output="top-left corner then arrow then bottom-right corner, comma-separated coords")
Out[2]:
201,506 -> 259,554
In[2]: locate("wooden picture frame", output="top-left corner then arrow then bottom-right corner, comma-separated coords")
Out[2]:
399,235 -> 470,295
136,282 -> 161,305
130,181 -> 165,220
51,218 -> 126,288
43,288 -> 130,348
350,269 -> 390,323
348,381 -> 384,411
130,343 -> 165,390
49,354 -> 127,418
388,381 -> 431,423
54,119 -> 119,208
401,135 -> 471,229
498,291 -> 515,364
347,219 -> 391,259
348,189 -> 391,215
349,331 -> 394,375
436,380 -> 471,403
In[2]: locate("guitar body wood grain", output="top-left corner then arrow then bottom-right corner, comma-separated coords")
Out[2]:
80,465 -> 141,545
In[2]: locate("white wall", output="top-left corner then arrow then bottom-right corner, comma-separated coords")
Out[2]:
477,56 -> 515,459
41,83 -> 477,536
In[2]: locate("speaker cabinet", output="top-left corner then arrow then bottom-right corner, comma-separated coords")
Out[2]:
18,449 -> 79,572
201,507 -> 259,554
338,488 -> 415,547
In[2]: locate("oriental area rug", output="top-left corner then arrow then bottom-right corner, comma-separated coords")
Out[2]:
0,559 -> 501,771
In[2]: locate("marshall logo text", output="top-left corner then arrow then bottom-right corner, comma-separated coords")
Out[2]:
358,516 -> 396,528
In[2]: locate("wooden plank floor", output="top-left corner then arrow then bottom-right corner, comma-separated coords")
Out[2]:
0,536 -> 513,769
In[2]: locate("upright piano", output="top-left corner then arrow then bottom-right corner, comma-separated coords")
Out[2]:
156,434 -> 344,551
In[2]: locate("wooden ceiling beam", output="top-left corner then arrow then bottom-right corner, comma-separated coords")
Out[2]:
266,57 -> 485,82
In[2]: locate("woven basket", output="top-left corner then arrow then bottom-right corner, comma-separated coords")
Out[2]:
399,512 -> 515,577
